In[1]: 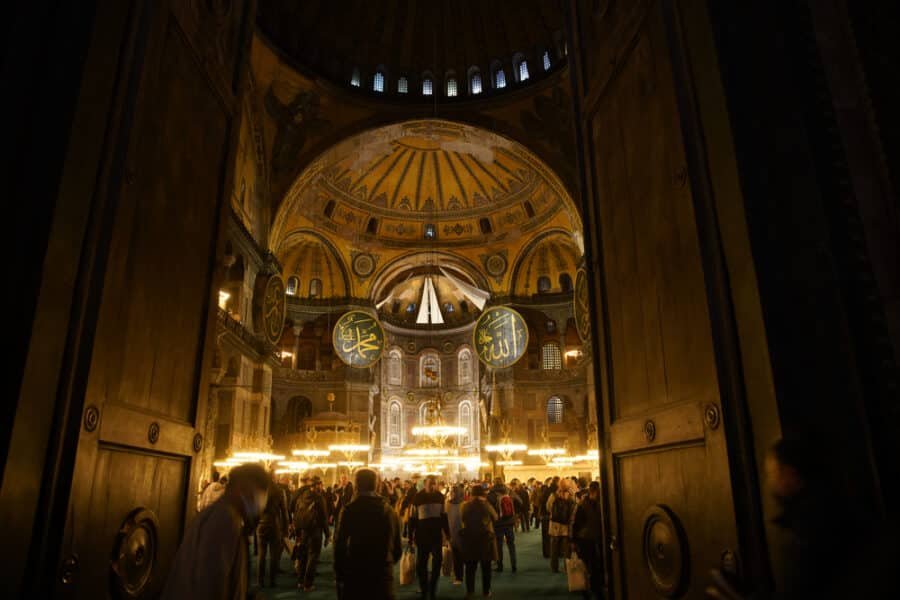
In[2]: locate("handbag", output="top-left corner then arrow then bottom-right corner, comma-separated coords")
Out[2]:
441,544 -> 453,576
400,546 -> 417,585
566,550 -> 589,592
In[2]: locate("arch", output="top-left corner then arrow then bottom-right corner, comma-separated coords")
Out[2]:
419,351 -> 441,387
398,75 -> 409,94
422,71 -> 434,95
537,275 -> 551,293
479,217 -> 493,234
490,59 -> 506,89
513,52 -> 529,82
286,275 -> 299,296
387,348 -> 403,385
278,229 -> 352,297
323,199 -> 335,218
388,399 -> 402,447
467,66 -> 483,95
542,49 -> 552,71
366,217 -> 379,234
542,342 -> 561,370
559,272 -> 573,292
369,250 -> 490,303
458,400 -> 473,447
547,396 -> 564,424
445,70 -> 458,97
458,347 -> 474,386
373,65 -> 386,92
284,395 -> 313,433
309,278 -> 322,298
510,228 -> 583,297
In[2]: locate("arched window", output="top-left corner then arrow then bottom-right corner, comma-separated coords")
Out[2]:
524,200 -> 536,218
559,273 -> 573,292
350,67 -> 361,87
458,348 -> 473,385
542,342 -> 561,370
494,67 -> 507,89
459,300 -> 470,314
373,70 -> 385,92
286,276 -> 299,296
407,302 -> 417,313
388,349 -> 402,385
392,299 -> 401,314
309,278 -> 322,298
366,217 -> 379,234
446,72 -> 458,97
547,396 -> 564,424
469,67 -> 483,95
543,50 -> 552,71
419,352 -> 441,387
479,218 -> 492,234
389,400 -> 402,447
459,401 -> 472,446
443,302 -> 455,314
513,53 -> 529,82
422,72 -> 434,96
324,200 -> 336,218
537,275 -> 551,293
424,224 -> 436,239
398,76 -> 409,94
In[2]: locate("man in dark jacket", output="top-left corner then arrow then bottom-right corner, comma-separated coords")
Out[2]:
257,474 -> 288,587
335,468 -> 403,600
409,475 -> 451,599
571,481 -> 603,599
487,477 -> 521,572
292,475 -> 330,592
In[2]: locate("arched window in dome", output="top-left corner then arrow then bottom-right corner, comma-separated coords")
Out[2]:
366,217 -> 379,234
443,302 -> 455,314
458,348 -> 473,386
309,278 -> 322,298
373,69 -> 385,92
398,76 -> 409,94
388,349 -> 402,385
286,276 -> 299,296
492,60 -> 507,89
407,302 -> 417,313
324,200 -> 335,219
479,218 -> 492,234
458,401 -> 472,447
559,273 -> 573,292
392,299 -> 401,314
514,53 -> 530,82
422,72 -> 434,96
542,342 -> 562,370
389,400 -> 402,447
446,72 -> 458,97
419,352 -> 441,387
468,66 -> 483,95
547,396 -> 564,424
537,275 -> 551,293
459,300 -> 470,314
350,67 -> 361,87
543,50 -> 552,71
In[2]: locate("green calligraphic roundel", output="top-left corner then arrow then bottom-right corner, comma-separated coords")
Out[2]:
333,310 -> 385,368
574,268 -> 591,343
473,306 -> 529,369
254,274 -> 287,345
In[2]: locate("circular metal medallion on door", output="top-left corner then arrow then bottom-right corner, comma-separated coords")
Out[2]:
641,505 -> 689,597
111,507 -> 159,598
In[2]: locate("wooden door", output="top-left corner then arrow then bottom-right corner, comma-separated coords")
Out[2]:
570,1 -> 745,597
54,1 -> 255,597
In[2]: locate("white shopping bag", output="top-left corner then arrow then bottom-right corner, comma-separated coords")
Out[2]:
566,551 -> 589,592
400,547 -> 417,585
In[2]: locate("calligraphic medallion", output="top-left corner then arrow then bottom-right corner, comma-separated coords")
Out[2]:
253,274 -> 286,345
574,268 -> 591,343
333,310 -> 385,368
473,306 -> 528,369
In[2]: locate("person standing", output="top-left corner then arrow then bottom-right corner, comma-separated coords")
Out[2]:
547,482 -> 575,573
409,475 -> 451,600
334,468 -> 403,600
487,477 -> 520,572
292,475 -> 330,592
256,474 -> 289,587
162,463 -> 269,600
571,481 -> 603,598
197,469 -> 226,513
460,485 -> 499,599
445,483 -> 466,585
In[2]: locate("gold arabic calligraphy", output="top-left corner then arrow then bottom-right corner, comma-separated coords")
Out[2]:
334,312 -> 384,367
475,308 -> 526,368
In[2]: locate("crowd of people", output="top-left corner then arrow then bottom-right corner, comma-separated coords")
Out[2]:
166,467 -> 604,600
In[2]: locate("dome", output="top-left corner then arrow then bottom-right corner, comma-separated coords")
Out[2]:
256,0 -> 566,100
272,120 -> 580,250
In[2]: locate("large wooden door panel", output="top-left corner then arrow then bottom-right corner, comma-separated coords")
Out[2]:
578,1 -> 741,597
58,1 -> 254,597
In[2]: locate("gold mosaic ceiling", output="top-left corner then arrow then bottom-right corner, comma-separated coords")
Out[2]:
272,120 -> 580,249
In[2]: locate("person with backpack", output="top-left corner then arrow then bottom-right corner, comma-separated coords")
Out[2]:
486,477 -> 520,573
334,468 -> 403,600
546,482 -> 576,573
292,474 -> 330,592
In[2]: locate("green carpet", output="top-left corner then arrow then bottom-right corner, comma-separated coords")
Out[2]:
251,525 -> 578,599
